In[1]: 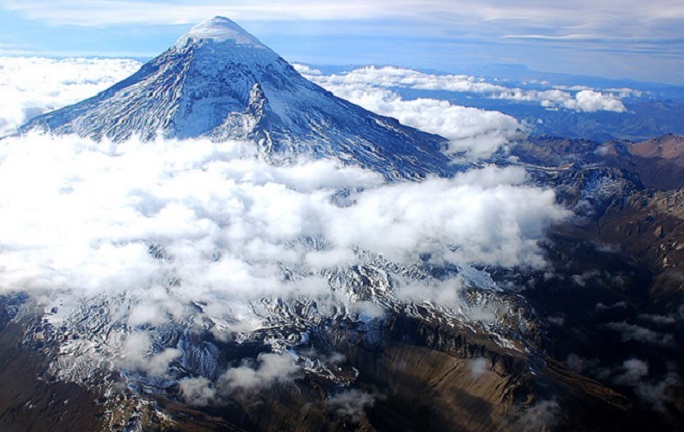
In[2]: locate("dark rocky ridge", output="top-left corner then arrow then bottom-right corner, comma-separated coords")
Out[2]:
508,134 -> 684,430
0,299 -> 104,432
0,296 -> 640,432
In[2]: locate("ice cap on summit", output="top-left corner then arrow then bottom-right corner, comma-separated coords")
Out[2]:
175,16 -> 268,49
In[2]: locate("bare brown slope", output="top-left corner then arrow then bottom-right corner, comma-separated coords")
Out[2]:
597,188 -> 684,307
626,135 -> 684,190
0,318 -> 104,431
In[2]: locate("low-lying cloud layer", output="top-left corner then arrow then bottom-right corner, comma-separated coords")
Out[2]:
0,56 -> 142,136
0,131 -> 569,394
0,56 -> 571,386
297,65 -> 524,159
328,84 -> 522,159
0,133 -> 568,311
295,65 -> 631,158
298,65 -> 628,117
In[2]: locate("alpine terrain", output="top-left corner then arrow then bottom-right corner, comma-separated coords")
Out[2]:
1,16 -> 682,432
21,17 -> 457,180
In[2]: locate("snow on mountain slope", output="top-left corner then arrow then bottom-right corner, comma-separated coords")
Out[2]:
0,56 -> 141,136
21,17 -> 460,179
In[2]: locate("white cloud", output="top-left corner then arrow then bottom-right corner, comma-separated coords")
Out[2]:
574,90 -> 626,113
179,376 -> 216,406
297,69 -> 523,159
218,352 -> 300,392
0,133 -> 567,307
300,65 -> 508,94
327,389 -> 377,422
0,57 -> 141,136
298,65 -> 628,119
469,357 -> 490,377
635,372 -> 680,413
494,88 -> 627,112
324,167 -> 568,267
119,331 -> 182,377
605,322 -> 674,347
613,358 -> 649,386
515,400 -> 561,432
0,56 -> 570,380
608,358 -> 681,412
638,314 -> 677,326
0,131 -> 569,384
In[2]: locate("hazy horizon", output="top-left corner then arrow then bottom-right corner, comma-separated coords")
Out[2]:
1,1 -> 683,85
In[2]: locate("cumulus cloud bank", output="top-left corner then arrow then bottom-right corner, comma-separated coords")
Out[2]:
0,133 -> 568,309
0,56 -> 570,383
0,57 -> 142,136
494,88 -> 626,113
297,65 -> 628,120
297,66 -> 523,159
295,65 -> 632,158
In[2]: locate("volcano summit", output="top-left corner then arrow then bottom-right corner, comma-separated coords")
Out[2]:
22,17 -> 457,179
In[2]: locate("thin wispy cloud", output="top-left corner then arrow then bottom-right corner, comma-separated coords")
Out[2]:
2,0 -> 682,42
1,1 -> 683,84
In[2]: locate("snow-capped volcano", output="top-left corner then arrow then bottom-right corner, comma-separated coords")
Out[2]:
22,16 -> 457,179
5,17 -> 679,432
175,16 -> 269,49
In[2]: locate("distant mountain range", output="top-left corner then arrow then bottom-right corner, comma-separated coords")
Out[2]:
302,63 -> 684,143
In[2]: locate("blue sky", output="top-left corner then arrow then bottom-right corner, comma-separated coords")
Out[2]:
1,0 -> 683,85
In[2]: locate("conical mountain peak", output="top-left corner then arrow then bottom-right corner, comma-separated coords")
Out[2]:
21,16 -> 457,179
175,16 -> 267,49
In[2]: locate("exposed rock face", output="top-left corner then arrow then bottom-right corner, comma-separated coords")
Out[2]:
0,293 -> 646,432
511,135 -> 684,430
623,135 -> 684,189
0,301 -> 104,432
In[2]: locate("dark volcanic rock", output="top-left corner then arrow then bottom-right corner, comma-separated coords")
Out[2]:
0,307 -> 104,432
